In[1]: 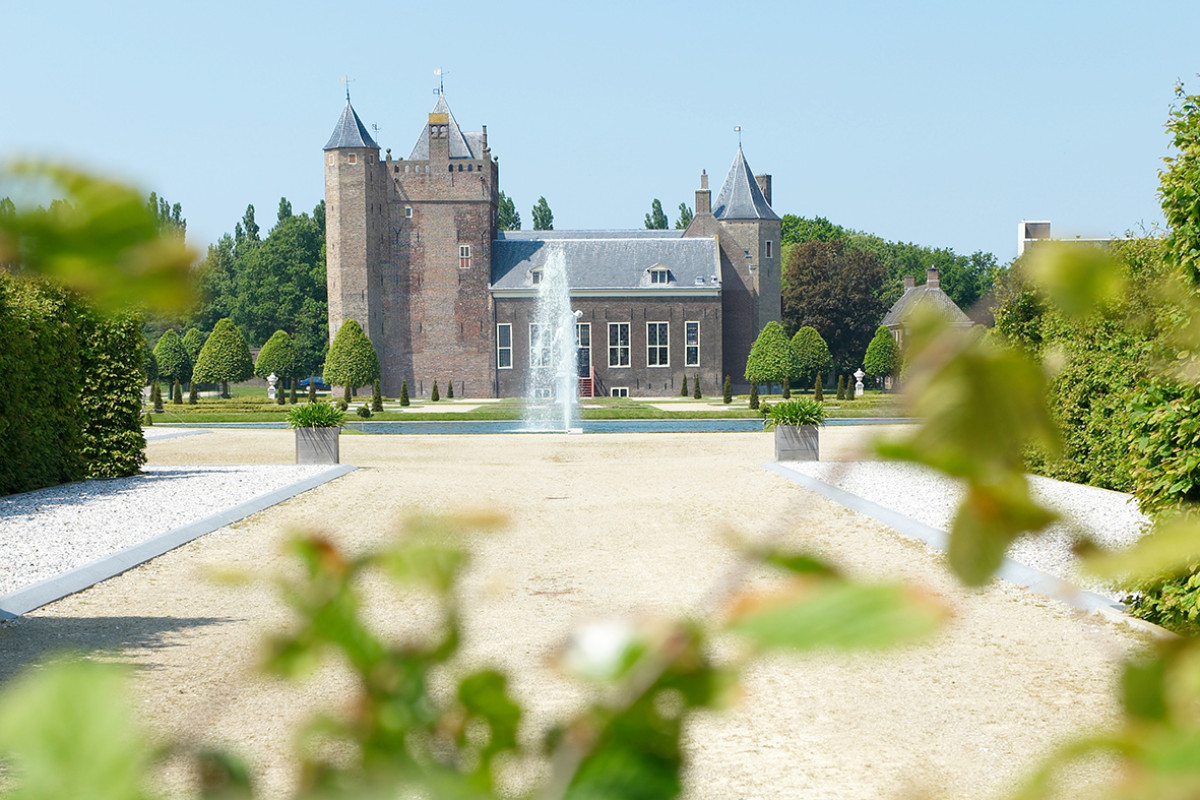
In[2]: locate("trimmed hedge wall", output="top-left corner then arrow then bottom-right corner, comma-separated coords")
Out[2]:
0,274 -> 145,495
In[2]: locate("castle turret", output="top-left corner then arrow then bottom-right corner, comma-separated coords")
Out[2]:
324,96 -> 385,360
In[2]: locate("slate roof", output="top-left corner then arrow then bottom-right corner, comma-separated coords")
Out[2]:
408,95 -> 481,160
491,232 -> 719,292
324,99 -> 379,150
712,146 -> 779,221
881,283 -> 974,328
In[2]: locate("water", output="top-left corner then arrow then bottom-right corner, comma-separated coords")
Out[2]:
155,418 -> 916,434
523,248 -> 580,432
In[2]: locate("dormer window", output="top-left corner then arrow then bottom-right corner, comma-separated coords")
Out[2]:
649,267 -> 670,285
530,266 -> 543,285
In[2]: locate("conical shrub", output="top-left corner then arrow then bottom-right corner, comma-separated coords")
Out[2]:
400,380 -> 410,407
749,382 -> 759,410
723,375 -> 732,404
432,380 -> 440,402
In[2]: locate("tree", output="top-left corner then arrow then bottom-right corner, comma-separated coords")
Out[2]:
680,374 -> 689,397
644,199 -> 667,230
744,322 -> 801,393
146,192 -> 185,238
371,379 -> 383,412
277,197 -> 293,223
323,319 -> 380,398
1162,82 -> 1200,285
181,327 -> 206,367
789,326 -> 832,387
191,318 -> 254,398
531,197 -> 553,231
191,235 -> 237,334
723,375 -> 732,404
152,329 -> 191,386
400,380 -> 410,407
781,239 -> 887,371
863,326 -> 901,387
675,203 -> 693,230
497,191 -> 521,231
255,330 -> 298,402
693,373 -> 701,400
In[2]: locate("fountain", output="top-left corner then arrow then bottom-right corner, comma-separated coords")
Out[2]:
523,247 -> 581,432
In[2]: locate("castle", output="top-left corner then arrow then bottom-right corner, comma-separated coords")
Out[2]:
324,92 -> 781,398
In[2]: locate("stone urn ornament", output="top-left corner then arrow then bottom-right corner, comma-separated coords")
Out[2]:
267,372 -> 278,401
763,397 -> 826,461
854,368 -> 865,398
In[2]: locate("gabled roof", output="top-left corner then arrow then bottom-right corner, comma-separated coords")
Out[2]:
881,284 -> 974,328
408,94 -> 480,160
324,99 -> 379,150
712,146 -> 779,221
491,233 -> 719,293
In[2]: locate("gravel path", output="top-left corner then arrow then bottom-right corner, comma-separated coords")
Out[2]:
0,464 -> 331,596
787,461 -> 1150,601
0,427 -> 1155,799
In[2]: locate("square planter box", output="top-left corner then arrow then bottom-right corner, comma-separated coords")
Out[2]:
775,425 -> 819,461
295,427 -> 340,464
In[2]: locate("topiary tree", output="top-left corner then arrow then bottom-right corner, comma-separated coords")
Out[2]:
863,325 -> 902,389
814,373 -> 824,403
255,330 -> 297,403
782,376 -> 791,400
723,375 -> 732,404
789,326 -> 832,388
324,319 -> 380,401
171,377 -> 182,405
188,380 -> 198,404
447,380 -> 454,399
192,318 -> 253,398
680,374 -> 689,397
693,373 -> 701,400
844,374 -> 856,400
400,380 -> 410,407
181,327 -> 206,365
837,374 -> 845,400
308,381 -> 316,403
744,321 -> 801,394
372,379 -> 383,412
748,382 -> 759,410
152,382 -> 163,413
153,329 -> 191,389
431,380 -> 440,402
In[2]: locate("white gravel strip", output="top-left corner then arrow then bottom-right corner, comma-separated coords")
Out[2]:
0,465 -> 331,597
785,461 -> 1151,601
142,427 -> 211,441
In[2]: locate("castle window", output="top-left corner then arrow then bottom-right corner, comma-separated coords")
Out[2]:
448,165 -> 454,173
405,206 -> 413,218
327,154 -> 334,166
369,155 -> 375,164
497,323 -> 512,369
647,322 -> 669,367
530,323 -> 552,368
348,153 -> 357,165
610,387 -> 629,398
530,266 -> 543,285
467,164 -> 473,172
608,323 -> 630,368
766,240 -> 773,258
685,321 -> 700,367
459,245 -> 471,269
649,267 -> 670,285
458,164 -> 463,172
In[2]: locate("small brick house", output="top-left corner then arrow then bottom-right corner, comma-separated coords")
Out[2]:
324,93 -> 781,398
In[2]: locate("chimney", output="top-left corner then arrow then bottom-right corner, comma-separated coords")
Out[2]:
695,170 -> 711,215
926,268 -> 940,288
755,174 -> 772,206
903,275 -> 915,291
481,124 -> 488,150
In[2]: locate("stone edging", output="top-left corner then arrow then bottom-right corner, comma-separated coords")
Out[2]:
0,464 -> 356,620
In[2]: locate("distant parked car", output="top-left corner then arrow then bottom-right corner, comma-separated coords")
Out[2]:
299,376 -> 331,392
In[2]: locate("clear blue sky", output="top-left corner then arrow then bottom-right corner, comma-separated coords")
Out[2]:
3,0 -> 1197,262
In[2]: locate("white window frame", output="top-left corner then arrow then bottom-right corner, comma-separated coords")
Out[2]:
530,266 -> 543,285
497,323 -> 512,370
348,153 -> 357,165
685,321 -> 700,368
608,322 -> 630,368
459,244 -> 471,270
577,322 -> 591,374
610,387 -> 629,398
405,206 -> 413,218
647,322 -> 669,367
529,323 -> 552,369
649,268 -> 669,284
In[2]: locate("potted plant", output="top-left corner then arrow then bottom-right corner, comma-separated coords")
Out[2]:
763,397 -> 825,461
287,401 -> 345,464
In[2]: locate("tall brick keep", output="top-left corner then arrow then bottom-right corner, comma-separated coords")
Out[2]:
325,94 -> 498,397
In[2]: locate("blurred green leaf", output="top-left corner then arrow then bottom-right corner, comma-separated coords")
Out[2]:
1087,513 -> 1200,583
1122,656 -> 1169,722
948,479 -> 1059,586
1023,242 -> 1126,320
728,580 -> 945,651
0,162 -> 195,312
0,659 -> 151,800
760,549 -> 839,577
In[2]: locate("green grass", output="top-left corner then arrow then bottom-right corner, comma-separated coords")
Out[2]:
147,390 -> 904,424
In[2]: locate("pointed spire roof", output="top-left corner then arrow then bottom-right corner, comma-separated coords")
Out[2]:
408,94 -> 482,160
712,146 -> 779,221
324,98 -> 379,150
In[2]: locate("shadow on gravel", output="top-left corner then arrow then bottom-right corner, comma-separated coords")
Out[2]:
0,468 -> 250,516
0,614 -> 236,683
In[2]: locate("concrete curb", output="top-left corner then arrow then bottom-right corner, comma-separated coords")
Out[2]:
0,464 -> 356,620
764,462 -> 1149,620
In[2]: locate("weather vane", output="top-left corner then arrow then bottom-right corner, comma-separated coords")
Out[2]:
433,68 -> 449,96
372,123 -> 382,138
734,125 -> 742,146
339,75 -> 355,101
